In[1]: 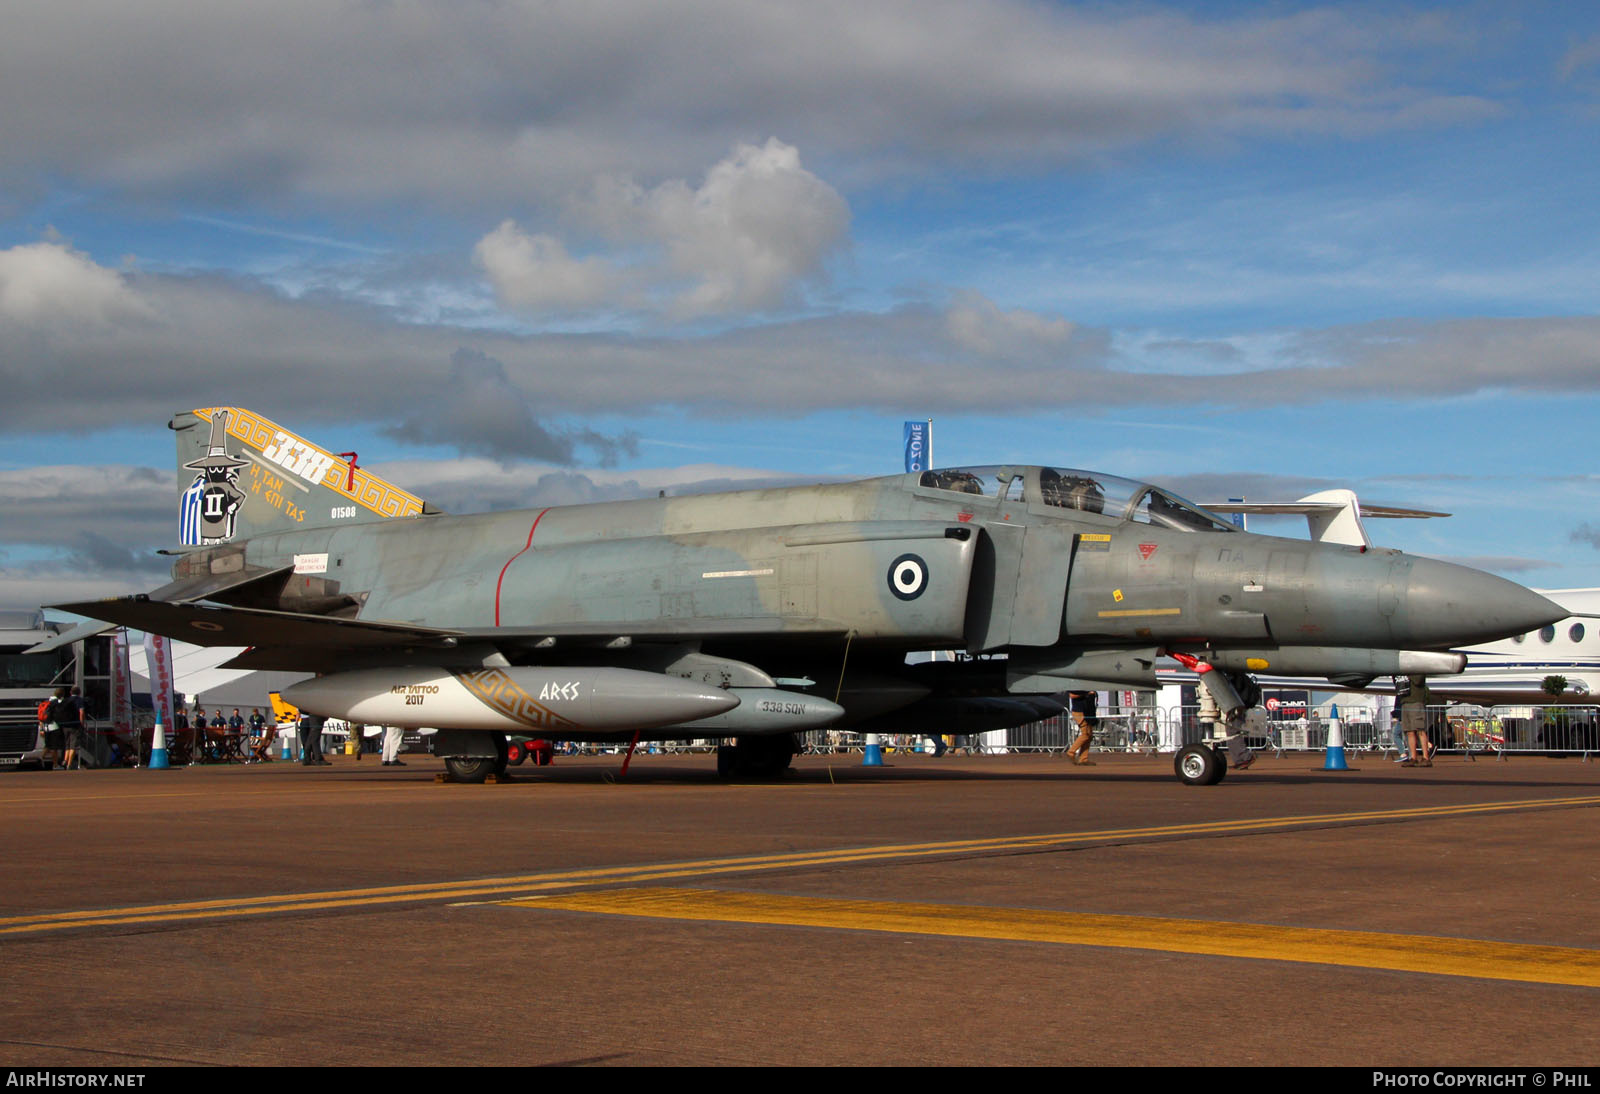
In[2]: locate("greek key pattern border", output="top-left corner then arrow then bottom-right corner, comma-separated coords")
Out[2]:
192,406 -> 425,518
455,669 -> 580,731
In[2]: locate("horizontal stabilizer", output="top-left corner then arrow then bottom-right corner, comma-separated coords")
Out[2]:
1205,489 -> 1448,547
23,619 -> 118,655
142,564 -> 293,606
52,597 -> 462,650
1207,501 -> 1449,519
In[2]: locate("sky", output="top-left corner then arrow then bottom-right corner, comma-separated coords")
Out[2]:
4,1 -> 1600,608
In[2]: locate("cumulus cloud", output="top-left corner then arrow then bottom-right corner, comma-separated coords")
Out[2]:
383,348 -> 638,465
0,241 -> 152,325
946,292 -> 1076,359
628,138 -> 850,315
0,2 -> 1501,211
480,139 -> 850,317
473,222 -> 614,311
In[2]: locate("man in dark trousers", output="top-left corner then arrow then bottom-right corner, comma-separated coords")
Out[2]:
57,687 -> 87,770
193,708 -> 212,763
172,706 -> 191,764
298,714 -> 329,765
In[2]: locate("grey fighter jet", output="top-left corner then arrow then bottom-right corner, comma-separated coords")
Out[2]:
52,407 -> 1563,785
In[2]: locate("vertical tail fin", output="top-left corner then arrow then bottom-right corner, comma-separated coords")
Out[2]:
268,691 -> 300,725
172,407 -> 436,546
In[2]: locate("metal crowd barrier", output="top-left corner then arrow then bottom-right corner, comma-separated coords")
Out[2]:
1425,704 -> 1598,760
910,702 -> 1598,760
797,702 -> 1592,759
57,701 -> 1600,767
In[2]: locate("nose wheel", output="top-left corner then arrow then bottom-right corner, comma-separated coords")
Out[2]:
1175,743 -> 1227,786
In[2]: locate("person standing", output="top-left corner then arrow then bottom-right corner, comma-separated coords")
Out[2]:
193,708 -> 211,763
381,725 -> 406,766
298,714 -> 328,765
39,690 -> 63,769
1389,708 -> 1410,764
227,708 -> 246,761
1065,690 -> 1099,766
169,706 -> 190,764
1399,676 -> 1434,767
57,687 -> 87,770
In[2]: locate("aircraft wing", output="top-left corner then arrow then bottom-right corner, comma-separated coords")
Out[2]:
55,595 -> 856,672
220,616 -> 853,671
52,597 -> 463,651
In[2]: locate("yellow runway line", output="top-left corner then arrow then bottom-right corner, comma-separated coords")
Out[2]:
5,795 -> 1597,938
511,887 -> 1600,989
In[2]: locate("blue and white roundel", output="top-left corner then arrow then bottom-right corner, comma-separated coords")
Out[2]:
888,554 -> 928,600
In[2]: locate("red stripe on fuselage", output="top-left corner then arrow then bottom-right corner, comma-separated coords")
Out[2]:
494,508 -> 551,627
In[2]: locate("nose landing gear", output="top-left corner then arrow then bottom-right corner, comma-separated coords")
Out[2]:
1174,743 -> 1227,786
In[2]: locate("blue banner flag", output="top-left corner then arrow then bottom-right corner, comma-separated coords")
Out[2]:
903,420 -> 929,473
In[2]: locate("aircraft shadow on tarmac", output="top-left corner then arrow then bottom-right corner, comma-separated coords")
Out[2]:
371,756 -> 1600,790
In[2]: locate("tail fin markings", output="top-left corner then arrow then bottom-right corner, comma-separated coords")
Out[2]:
174,407 -> 435,546
268,691 -> 300,725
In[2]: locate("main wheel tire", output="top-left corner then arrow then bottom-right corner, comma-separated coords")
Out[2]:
716,743 -> 738,778
1213,747 -> 1228,783
740,734 -> 796,778
444,756 -> 496,784
1174,744 -> 1223,786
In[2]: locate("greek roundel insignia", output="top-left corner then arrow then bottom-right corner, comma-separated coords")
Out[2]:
888,553 -> 928,600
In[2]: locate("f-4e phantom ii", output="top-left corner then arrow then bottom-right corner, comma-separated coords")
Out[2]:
51,407 -> 1563,785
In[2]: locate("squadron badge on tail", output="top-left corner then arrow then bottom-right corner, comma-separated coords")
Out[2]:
179,410 -> 248,545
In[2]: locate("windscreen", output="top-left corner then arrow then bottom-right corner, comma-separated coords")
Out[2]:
1130,488 -> 1238,532
918,465 -> 1235,532
917,467 -> 1024,500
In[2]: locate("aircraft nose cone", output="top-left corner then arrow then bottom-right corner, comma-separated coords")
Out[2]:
1403,558 -> 1565,647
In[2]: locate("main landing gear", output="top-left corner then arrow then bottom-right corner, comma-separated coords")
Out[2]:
442,733 -> 510,784
716,734 -> 798,779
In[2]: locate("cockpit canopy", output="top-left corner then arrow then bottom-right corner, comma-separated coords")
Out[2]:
913,465 -> 1237,533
